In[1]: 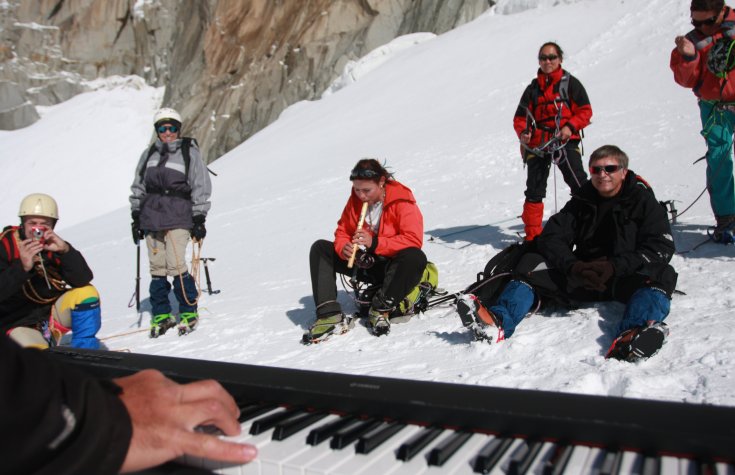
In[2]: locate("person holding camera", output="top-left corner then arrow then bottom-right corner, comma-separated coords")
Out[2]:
130,108 -> 211,338
0,193 -> 102,349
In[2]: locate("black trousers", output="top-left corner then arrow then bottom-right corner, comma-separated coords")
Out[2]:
309,239 -> 427,317
524,140 -> 587,202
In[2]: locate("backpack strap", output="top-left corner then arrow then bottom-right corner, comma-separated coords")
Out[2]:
558,71 -> 570,107
0,226 -> 21,263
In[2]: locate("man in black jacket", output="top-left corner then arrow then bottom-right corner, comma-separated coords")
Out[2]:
0,193 -> 101,349
1,334 -> 258,474
458,145 -> 677,361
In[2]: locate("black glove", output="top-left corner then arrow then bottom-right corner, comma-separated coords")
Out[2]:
568,260 -> 614,291
131,211 -> 144,244
191,215 -> 207,240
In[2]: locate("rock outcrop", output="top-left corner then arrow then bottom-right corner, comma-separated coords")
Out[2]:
0,0 -> 492,161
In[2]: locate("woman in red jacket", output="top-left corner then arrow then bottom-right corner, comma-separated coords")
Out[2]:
512,42 -> 593,241
305,158 -> 426,343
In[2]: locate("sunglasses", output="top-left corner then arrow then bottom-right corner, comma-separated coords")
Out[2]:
590,164 -> 623,175
157,125 -> 179,134
350,168 -> 381,180
538,54 -> 559,62
691,14 -> 719,27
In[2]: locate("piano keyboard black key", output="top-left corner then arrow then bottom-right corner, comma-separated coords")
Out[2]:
542,443 -> 574,475
599,450 -> 623,475
397,426 -> 443,461
272,410 -> 328,441
330,418 -> 383,449
473,436 -> 513,474
427,430 -> 472,466
249,407 -> 303,435
306,415 -> 357,446
237,402 -> 277,423
697,459 -> 717,475
355,421 -> 407,454
507,439 -> 544,475
640,454 -> 661,475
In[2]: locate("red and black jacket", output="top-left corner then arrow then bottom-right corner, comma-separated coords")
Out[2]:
513,67 -> 593,150
0,226 -> 93,334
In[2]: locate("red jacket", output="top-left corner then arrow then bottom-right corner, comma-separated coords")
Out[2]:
513,68 -> 592,149
334,180 -> 423,259
670,7 -> 735,101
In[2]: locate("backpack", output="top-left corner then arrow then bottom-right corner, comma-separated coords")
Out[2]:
464,242 -> 532,307
396,261 -> 439,316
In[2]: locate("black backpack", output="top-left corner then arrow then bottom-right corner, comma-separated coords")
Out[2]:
464,241 -> 533,306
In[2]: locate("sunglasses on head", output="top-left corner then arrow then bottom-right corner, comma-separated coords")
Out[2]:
157,124 -> 179,134
538,54 -> 559,61
350,168 -> 381,180
691,14 -> 719,27
590,164 -> 623,175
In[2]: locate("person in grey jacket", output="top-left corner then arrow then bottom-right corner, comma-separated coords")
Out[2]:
130,108 -> 211,338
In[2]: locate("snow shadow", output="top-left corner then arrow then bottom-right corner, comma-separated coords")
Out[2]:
671,223 -> 735,258
425,224 -> 521,250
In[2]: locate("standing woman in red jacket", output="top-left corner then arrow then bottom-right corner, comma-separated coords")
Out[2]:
305,158 -> 426,343
512,42 -> 593,241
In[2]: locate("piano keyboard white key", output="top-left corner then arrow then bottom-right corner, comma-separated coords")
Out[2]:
258,414 -> 342,474
335,424 -> 423,475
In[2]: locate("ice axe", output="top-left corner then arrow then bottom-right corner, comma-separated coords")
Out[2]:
200,257 -> 220,295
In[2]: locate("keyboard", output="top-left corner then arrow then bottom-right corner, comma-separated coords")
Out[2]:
49,348 -> 735,474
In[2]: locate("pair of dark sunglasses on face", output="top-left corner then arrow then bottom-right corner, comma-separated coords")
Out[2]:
538,54 -> 559,61
691,13 -> 719,27
157,124 -> 179,134
590,164 -> 623,175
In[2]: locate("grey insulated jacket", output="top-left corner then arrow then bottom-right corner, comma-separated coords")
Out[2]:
130,138 -> 211,231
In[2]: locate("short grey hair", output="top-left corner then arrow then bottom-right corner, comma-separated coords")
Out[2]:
589,145 -> 629,170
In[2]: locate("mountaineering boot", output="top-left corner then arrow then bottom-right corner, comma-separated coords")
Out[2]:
178,312 -> 199,336
302,312 -> 354,344
150,313 -> 176,338
367,308 -> 391,336
521,201 -> 544,242
367,291 -> 397,336
712,215 -> 735,243
456,294 -> 505,344
606,321 -> 669,362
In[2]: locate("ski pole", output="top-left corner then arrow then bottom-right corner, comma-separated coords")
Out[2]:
135,240 -> 141,311
201,258 -> 220,295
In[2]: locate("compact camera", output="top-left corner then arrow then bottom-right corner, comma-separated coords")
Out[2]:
30,226 -> 46,244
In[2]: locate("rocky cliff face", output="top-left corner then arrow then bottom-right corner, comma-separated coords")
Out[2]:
0,0 -> 491,162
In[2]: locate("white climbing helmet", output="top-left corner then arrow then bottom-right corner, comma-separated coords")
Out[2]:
153,107 -> 182,127
18,193 -> 59,220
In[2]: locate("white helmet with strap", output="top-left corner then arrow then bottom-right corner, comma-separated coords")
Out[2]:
19,193 -> 59,220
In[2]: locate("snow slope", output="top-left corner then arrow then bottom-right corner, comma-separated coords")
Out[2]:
1,0 -> 733,407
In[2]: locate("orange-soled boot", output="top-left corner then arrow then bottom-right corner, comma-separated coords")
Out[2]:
521,201 -> 544,241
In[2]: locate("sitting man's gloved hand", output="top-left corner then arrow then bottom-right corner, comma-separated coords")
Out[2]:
131,210 -> 144,244
191,215 -> 207,240
568,260 -> 614,291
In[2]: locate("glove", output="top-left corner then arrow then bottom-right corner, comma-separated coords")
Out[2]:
191,215 -> 206,240
584,260 -> 614,291
568,260 -> 614,291
131,211 -> 144,244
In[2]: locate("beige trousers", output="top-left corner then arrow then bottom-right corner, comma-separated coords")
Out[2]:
145,229 -> 190,276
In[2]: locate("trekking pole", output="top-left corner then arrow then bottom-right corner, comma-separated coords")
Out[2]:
127,240 -> 142,327
200,257 -> 220,295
